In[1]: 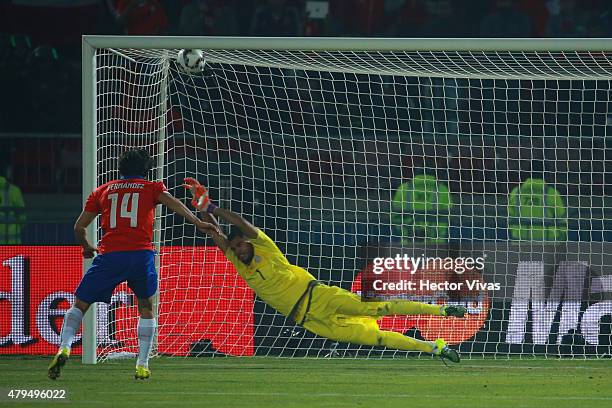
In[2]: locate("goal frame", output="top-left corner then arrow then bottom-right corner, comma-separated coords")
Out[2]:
81,36 -> 612,364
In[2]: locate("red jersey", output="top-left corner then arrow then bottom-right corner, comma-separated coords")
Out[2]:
84,178 -> 167,254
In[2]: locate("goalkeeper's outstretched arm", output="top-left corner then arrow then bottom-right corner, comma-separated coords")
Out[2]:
183,177 -> 258,239
198,211 -> 230,252
156,191 -> 217,232
209,207 -> 258,239
197,207 -> 257,252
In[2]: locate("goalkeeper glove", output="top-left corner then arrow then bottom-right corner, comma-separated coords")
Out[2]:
182,177 -> 218,213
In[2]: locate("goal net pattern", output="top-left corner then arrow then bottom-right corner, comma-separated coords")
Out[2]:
87,39 -> 612,360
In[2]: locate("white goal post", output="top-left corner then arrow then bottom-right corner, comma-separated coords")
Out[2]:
82,36 -> 612,364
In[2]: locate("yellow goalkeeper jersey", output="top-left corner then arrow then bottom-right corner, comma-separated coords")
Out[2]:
225,229 -> 316,317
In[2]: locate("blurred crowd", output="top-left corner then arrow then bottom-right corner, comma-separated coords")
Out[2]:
0,0 -> 610,244
1,0 -> 611,48
0,0 -> 610,134
93,0 -> 612,38
0,0 -> 612,132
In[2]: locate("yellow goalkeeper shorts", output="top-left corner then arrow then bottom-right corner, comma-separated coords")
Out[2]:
301,283 -> 381,344
303,313 -> 380,345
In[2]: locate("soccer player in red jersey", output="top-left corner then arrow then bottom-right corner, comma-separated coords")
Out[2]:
48,149 -> 217,380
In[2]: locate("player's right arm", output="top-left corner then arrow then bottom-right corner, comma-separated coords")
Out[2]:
182,177 -> 257,239
185,179 -> 287,263
156,191 -> 218,234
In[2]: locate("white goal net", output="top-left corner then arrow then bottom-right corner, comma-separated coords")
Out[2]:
84,38 -> 612,361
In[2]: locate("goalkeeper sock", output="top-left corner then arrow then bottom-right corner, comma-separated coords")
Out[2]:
378,331 -> 435,353
137,318 -> 157,368
59,306 -> 83,350
384,300 -> 444,316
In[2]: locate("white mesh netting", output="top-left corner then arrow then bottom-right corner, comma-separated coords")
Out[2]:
91,44 -> 612,359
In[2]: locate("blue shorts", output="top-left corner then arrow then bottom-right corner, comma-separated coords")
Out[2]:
75,250 -> 158,304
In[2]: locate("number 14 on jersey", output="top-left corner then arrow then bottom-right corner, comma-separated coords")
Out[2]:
108,192 -> 139,228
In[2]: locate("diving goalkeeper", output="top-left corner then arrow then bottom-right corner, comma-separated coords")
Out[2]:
184,178 -> 466,363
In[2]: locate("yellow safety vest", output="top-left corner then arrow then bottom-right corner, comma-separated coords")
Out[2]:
508,178 -> 567,241
0,176 -> 26,244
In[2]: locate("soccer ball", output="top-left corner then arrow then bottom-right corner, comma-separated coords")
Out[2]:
176,49 -> 205,74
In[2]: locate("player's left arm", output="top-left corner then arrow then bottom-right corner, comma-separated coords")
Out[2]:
74,210 -> 98,258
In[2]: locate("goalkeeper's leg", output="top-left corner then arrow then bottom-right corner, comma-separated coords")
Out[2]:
378,330 -> 434,352
375,330 -> 460,363
302,315 -> 404,349
303,315 -> 459,362
313,284 -> 463,318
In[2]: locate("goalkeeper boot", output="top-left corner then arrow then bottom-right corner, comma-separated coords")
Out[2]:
443,305 -> 467,318
433,338 -> 460,365
135,365 -> 151,380
48,347 -> 70,380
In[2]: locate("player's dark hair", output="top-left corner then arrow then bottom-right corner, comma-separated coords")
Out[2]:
118,148 -> 152,177
228,228 -> 245,241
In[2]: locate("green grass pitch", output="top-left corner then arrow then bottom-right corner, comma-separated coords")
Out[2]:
1,356 -> 610,408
